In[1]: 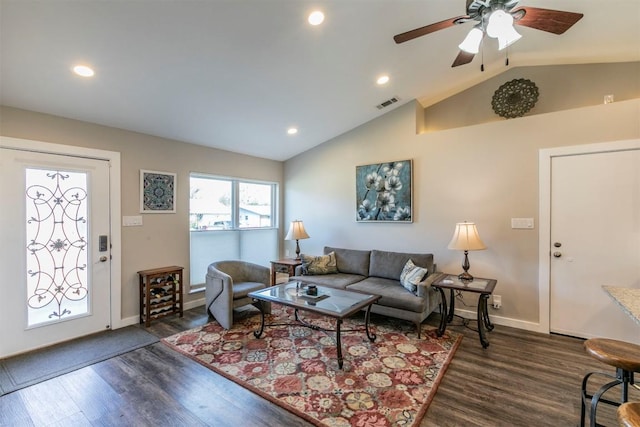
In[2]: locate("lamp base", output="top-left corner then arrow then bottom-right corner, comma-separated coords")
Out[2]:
458,250 -> 474,283
457,271 -> 474,282
295,239 -> 301,260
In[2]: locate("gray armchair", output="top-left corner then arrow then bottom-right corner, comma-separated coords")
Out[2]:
205,260 -> 271,329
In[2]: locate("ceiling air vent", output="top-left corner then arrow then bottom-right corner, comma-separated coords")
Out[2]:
376,96 -> 400,110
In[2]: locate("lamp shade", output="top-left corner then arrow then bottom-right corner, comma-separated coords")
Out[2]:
285,220 -> 310,241
448,222 -> 486,251
459,26 -> 483,54
486,9 -> 522,50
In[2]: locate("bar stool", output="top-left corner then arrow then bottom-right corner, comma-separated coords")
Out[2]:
580,338 -> 640,427
618,402 -> 640,427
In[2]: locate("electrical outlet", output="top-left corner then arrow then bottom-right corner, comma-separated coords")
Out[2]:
492,295 -> 502,309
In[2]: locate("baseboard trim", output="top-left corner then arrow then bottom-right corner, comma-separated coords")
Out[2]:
454,308 -> 546,334
118,299 -> 546,334
119,298 -> 206,328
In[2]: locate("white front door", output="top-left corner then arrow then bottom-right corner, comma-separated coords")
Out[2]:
549,147 -> 640,343
0,147 -> 112,357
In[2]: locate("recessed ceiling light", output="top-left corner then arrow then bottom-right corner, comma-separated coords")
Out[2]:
308,11 -> 324,26
287,127 -> 298,135
73,65 -> 95,77
376,75 -> 390,85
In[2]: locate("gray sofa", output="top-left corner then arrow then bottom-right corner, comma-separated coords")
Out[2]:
291,246 -> 443,338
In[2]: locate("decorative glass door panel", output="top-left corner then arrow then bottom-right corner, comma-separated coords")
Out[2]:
25,168 -> 90,327
0,147 -> 111,358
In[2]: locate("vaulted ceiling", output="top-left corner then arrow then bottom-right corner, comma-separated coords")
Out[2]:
1,0 -> 639,161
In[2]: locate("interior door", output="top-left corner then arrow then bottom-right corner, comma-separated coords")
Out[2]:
0,148 -> 111,358
550,148 -> 640,343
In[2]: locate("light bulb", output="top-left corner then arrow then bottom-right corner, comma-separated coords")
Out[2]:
308,11 -> 324,26
376,75 -> 390,85
73,65 -> 94,77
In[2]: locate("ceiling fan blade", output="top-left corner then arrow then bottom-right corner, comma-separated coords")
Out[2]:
394,15 -> 469,44
451,50 -> 475,67
513,7 -> 584,35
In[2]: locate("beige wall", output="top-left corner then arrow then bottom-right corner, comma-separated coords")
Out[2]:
422,62 -> 640,132
0,106 -> 284,322
284,98 -> 640,328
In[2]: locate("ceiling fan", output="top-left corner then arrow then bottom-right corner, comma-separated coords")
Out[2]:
394,0 -> 584,68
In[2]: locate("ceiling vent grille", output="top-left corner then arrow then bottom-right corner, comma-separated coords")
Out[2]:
376,96 -> 400,110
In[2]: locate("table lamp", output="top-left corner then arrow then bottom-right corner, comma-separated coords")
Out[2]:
448,221 -> 486,282
285,220 -> 310,260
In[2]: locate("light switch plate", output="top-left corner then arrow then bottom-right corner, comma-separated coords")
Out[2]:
511,218 -> 534,229
123,215 -> 143,227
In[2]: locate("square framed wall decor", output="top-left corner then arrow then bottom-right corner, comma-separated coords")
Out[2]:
140,169 -> 176,213
356,159 -> 412,222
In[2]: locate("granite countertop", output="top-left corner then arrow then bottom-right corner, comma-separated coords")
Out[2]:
603,285 -> 640,326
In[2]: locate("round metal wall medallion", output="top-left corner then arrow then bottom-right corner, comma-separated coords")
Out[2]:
491,78 -> 539,119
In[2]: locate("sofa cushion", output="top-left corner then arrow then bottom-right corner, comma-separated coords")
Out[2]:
399,259 -> 428,293
290,273 -> 366,290
300,251 -> 338,275
369,250 -> 434,280
347,277 -> 426,313
324,246 -> 371,276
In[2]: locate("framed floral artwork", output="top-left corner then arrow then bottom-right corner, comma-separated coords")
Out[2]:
356,159 -> 412,222
140,170 -> 176,213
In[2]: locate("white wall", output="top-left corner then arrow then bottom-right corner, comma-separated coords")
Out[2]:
283,98 -> 640,328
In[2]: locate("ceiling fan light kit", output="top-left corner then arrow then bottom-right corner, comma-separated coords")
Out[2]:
485,9 -> 522,51
394,0 -> 583,69
458,26 -> 483,54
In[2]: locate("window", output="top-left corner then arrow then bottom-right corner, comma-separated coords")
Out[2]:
189,174 -> 278,290
189,176 -> 275,230
239,182 -> 273,228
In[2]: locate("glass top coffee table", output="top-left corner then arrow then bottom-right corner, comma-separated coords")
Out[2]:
248,281 -> 380,369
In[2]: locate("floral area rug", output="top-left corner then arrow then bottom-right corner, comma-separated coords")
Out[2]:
162,306 -> 461,427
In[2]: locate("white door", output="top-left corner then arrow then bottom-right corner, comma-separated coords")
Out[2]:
0,148 -> 112,357
549,148 -> 640,343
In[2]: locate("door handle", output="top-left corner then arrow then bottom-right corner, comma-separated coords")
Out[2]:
99,256 -> 108,262
553,252 -> 562,258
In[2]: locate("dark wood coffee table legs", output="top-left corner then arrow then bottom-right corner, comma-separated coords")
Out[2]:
251,300 -> 377,369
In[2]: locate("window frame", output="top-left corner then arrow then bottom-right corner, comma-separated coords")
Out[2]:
189,172 -> 278,232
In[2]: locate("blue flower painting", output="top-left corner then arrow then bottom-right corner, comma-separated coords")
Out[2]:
356,160 -> 412,222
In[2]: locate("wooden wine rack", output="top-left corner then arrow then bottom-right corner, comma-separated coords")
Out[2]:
138,266 -> 184,327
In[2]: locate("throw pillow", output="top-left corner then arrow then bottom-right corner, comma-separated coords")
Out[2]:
300,251 -> 338,275
400,259 -> 429,293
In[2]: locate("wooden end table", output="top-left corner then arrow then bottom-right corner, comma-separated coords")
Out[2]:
432,274 -> 497,348
270,258 -> 302,285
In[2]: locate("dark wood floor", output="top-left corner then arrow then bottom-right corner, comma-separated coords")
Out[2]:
1,307 -> 637,426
